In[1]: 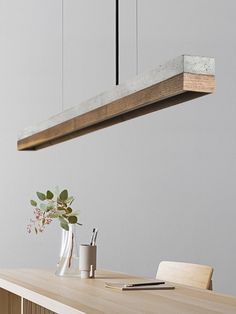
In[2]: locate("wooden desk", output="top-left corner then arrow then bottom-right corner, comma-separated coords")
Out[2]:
0,269 -> 236,314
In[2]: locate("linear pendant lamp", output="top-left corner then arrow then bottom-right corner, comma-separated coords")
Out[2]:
17,55 -> 215,150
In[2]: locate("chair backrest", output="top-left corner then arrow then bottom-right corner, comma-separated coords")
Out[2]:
156,261 -> 213,290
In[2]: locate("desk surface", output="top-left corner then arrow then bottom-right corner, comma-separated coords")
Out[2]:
0,269 -> 236,314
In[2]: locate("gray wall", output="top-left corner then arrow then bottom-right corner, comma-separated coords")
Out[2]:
0,0 -> 235,295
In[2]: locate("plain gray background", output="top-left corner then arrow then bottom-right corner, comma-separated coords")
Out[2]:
0,0 -> 235,295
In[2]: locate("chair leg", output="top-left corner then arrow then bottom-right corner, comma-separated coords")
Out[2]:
208,280 -> 213,290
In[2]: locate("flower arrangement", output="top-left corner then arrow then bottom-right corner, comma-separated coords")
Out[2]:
27,188 -> 81,234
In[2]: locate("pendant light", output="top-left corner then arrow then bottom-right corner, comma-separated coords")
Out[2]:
17,1 -> 215,150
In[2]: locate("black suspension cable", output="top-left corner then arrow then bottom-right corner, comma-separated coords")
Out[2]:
115,0 -> 119,85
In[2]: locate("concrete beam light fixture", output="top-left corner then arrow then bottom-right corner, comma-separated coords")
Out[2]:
17,55 -> 215,150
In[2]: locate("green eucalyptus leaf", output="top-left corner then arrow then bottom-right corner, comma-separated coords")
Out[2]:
46,204 -> 54,212
59,189 -> 68,201
48,213 -> 59,219
36,192 -> 46,201
57,206 -> 65,211
59,216 -> 69,231
68,216 -> 77,224
60,222 -> 69,231
40,203 -> 47,211
30,200 -> 37,207
46,190 -> 54,200
59,216 -> 67,223
66,207 -> 72,214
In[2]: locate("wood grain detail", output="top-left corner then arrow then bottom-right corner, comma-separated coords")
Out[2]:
156,261 -> 213,290
0,269 -> 236,314
23,299 -> 56,314
183,73 -> 215,93
17,73 -> 215,150
0,288 -> 21,314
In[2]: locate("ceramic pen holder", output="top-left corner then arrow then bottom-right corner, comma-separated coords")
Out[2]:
79,244 -> 97,279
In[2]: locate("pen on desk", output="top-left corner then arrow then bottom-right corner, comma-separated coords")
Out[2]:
90,228 -> 95,246
125,281 -> 165,287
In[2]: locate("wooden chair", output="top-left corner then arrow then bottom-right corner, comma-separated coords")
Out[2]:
156,261 -> 213,290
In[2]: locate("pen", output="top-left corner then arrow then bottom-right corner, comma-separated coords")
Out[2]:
125,281 -> 165,287
90,228 -> 95,246
93,229 -> 98,245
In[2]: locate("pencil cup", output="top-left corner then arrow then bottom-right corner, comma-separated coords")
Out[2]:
79,244 -> 97,279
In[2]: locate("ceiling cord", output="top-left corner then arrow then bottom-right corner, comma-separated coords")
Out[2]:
115,0 -> 138,83
61,0 -> 64,111
115,0 -> 119,85
136,0 -> 139,76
